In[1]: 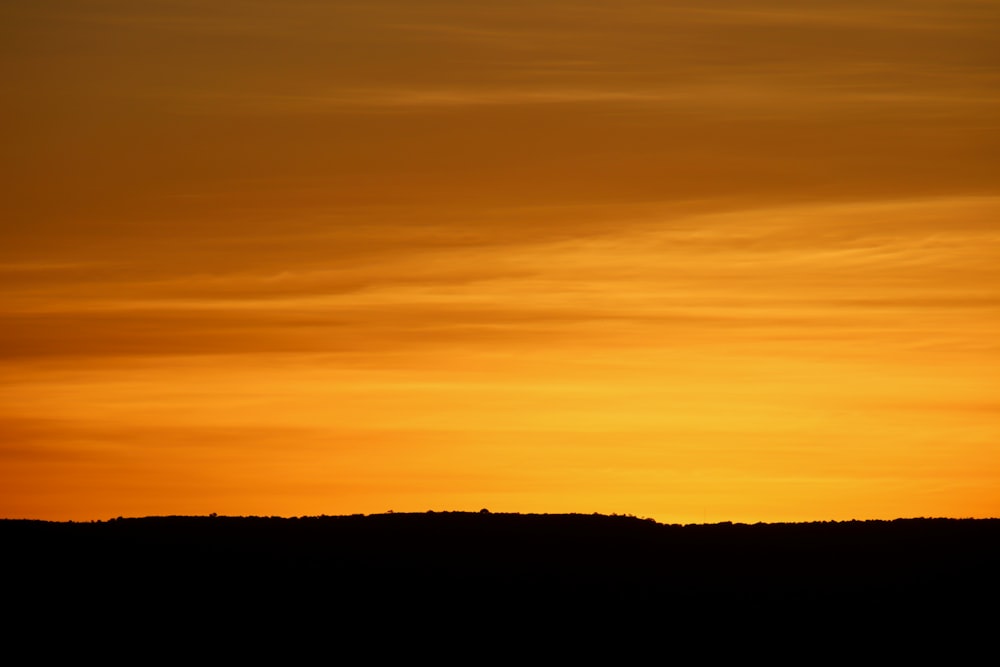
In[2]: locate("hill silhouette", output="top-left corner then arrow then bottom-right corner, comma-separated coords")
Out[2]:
5,512 -> 997,657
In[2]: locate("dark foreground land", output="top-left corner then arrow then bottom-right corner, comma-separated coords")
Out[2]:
4,512 -> 998,655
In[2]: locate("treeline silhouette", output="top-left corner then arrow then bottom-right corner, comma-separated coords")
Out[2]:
5,512 -> 998,654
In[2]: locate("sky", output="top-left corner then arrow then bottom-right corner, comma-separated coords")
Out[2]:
2,0 -> 998,523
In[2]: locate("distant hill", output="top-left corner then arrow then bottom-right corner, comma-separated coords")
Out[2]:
5,512 -> 998,655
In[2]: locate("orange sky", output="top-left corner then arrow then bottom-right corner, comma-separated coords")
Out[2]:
2,1 -> 998,523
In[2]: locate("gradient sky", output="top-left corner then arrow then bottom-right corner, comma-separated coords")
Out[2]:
2,1 -> 998,522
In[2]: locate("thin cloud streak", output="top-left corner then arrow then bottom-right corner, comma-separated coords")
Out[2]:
3,197 -> 997,366
164,78 -> 1000,116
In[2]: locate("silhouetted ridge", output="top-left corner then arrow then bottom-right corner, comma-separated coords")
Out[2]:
4,513 -> 998,647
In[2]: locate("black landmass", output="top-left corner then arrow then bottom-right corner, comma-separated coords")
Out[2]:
5,512 -> 998,656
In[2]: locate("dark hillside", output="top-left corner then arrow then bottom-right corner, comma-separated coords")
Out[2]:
4,513 -> 997,655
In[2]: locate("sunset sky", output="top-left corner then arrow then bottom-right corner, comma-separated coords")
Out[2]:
2,1 -> 998,523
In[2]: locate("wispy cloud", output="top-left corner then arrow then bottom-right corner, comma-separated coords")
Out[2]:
4,196 -> 997,363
